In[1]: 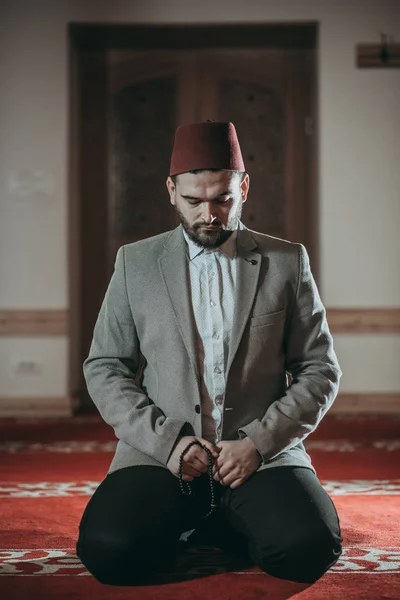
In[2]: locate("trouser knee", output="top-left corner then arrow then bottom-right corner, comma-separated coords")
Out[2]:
76,538 -> 164,586
255,527 -> 343,584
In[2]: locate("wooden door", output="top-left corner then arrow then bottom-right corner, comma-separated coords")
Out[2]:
75,43 -> 316,412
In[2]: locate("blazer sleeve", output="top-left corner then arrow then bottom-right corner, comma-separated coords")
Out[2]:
83,246 -> 190,466
237,243 -> 342,463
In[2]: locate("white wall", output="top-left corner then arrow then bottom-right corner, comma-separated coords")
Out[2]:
0,0 -> 399,402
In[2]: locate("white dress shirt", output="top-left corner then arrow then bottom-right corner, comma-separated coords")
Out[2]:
182,222 -> 239,444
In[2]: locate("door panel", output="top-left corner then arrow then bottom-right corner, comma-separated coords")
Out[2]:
218,75 -> 285,237
107,51 -> 201,270
109,75 -> 178,266
197,49 -> 312,243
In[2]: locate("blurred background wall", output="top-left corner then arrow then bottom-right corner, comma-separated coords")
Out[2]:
0,0 -> 399,416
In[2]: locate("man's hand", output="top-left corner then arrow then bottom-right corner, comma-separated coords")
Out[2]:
212,438 -> 262,489
167,435 -> 221,481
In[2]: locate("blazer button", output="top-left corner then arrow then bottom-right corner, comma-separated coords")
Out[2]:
195,404 -> 201,414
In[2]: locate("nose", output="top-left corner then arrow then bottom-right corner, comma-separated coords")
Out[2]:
201,204 -> 217,225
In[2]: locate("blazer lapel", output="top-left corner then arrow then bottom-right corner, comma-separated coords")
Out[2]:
226,222 -> 261,378
158,225 -> 200,381
158,221 -> 262,384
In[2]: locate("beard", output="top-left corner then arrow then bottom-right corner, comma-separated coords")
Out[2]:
173,201 -> 243,249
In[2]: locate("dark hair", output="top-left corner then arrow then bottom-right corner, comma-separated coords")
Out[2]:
171,169 -> 245,186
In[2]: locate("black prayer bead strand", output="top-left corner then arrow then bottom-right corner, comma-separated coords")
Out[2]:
178,440 -> 217,519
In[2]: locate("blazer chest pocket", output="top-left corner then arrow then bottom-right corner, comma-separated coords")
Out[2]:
250,309 -> 285,328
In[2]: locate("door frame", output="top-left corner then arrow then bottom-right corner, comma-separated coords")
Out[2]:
68,22 -> 319,412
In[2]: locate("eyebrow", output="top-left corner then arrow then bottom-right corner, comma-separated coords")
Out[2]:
181,191 -> 232,200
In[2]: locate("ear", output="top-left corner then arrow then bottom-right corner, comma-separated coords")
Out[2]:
166,176 -> 176,205
240,173 -> 250,203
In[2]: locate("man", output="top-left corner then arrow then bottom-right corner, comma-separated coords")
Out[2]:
76,121 -> 343,586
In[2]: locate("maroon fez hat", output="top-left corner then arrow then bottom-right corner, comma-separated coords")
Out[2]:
169,121 -> 245,176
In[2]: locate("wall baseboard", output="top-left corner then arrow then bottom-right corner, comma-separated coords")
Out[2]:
0,394 -> 399,418
0,309 -> 68,336
0,396 -> 73,418
330,393 -> 400,414
1,308 -> 400,336
326,308 -> 400,334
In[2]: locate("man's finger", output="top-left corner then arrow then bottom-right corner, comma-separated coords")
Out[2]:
218,473 -> 233,487
183,465 -> 202,477
214,469 -> 229,485
180,454 -> 203,477
192,456 -> 209,472
230,478 -> 245,489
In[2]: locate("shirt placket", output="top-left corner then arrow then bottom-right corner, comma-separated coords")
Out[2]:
206,252 -> 225,443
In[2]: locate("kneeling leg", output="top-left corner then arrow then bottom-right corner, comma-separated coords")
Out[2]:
222,466 -> 343,584
76,466 -> 200,585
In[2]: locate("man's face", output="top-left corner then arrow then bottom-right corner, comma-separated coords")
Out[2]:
166,170 -> 249,248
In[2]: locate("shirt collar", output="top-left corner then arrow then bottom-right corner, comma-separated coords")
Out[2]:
182,222 -> 239,261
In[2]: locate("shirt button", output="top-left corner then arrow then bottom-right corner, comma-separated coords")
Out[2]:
214,367 -> 221,374
210,300 -> 216,307
213,333 -> 220,340
216,398 -> 223,406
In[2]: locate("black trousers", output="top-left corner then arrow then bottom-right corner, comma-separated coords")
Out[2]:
76,465 -> 342,586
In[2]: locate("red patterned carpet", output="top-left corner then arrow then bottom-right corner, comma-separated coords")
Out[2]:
0,414 -> 399,600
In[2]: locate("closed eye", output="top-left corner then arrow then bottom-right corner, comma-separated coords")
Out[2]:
188,198 -> 231,206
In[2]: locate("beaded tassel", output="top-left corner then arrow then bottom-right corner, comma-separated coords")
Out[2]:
178,440 -> 217,519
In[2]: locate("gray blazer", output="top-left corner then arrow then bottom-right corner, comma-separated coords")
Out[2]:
83,221 -> 342,475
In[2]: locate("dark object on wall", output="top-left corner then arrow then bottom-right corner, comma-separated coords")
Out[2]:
357,33 -> 400,68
